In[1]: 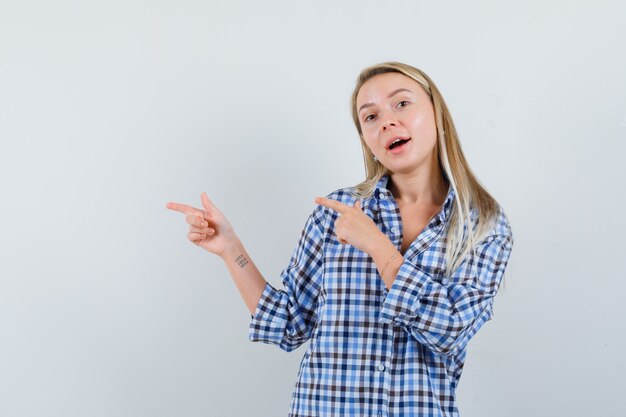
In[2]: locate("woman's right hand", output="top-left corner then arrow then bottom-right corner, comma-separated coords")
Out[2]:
165,192 -> 238,258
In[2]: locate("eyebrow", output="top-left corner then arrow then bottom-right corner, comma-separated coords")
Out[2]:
358,88 -> 413,114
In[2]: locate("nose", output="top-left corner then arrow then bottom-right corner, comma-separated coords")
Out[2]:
382,120 -> 396,131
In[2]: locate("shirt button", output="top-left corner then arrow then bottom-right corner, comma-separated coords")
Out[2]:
390,226 -> 399,234
378,363 -> 386,372
379,193 -> 387,200
377,411 -> 382,417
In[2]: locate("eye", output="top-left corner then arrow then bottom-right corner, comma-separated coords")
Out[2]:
363,101 -> 409,123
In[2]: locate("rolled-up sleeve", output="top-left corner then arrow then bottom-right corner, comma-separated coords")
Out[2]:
248,207 -> 325,353
378,210 -> 514,357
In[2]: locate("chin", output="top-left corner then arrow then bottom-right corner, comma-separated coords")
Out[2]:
384,161 -> 420,175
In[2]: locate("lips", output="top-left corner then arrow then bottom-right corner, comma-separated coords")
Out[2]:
386,136 -> 411,150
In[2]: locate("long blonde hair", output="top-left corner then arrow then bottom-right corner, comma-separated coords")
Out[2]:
350,61 -> 504,278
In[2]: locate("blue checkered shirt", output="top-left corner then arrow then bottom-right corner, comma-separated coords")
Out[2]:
249,175 -> 514,417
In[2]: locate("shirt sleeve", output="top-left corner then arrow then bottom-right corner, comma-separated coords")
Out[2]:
248,206 -> 325,353
378,209 -> 514,357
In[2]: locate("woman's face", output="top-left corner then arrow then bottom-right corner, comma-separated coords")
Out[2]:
356,72 -> 438,175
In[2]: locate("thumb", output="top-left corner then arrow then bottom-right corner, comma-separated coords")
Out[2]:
201,192 -> 217,214
354,199 -> 362,210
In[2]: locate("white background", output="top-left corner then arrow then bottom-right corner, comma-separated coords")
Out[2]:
1,1 -> 624,416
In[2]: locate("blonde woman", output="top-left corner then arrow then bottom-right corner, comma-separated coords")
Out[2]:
166,61 -> 514,417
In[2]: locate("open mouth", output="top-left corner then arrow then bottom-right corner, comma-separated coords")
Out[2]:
387,138 -> 411,154
389,138 -> 410,150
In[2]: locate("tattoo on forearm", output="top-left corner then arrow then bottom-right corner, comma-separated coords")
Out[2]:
235,254 -> 249,268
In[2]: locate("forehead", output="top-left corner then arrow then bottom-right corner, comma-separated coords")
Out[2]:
356,72 -> 425,106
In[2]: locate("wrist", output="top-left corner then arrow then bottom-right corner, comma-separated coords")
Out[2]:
370,232 -> 398,265
380,251 -> 400,277
221,237 -> 243,260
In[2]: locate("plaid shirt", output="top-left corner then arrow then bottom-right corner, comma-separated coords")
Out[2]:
249,174 -> 514,417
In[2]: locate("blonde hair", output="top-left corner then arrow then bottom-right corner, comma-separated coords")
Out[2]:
350,61 -> 504,280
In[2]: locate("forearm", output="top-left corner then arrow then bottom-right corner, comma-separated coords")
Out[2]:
220,238 -> 268,316
369,234 -> 404,291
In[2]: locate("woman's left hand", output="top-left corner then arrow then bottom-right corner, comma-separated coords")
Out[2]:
314,196 -> 385,255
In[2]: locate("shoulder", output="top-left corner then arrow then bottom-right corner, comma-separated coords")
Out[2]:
324,185 -> 360,205
465,200 -> 513,244
494,205 -> 513,239
480,203 -> 514,245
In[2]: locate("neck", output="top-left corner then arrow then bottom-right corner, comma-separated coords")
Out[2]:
387,170 -> 448,206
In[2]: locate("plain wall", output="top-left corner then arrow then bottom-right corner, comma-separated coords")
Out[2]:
1,1 -> 624,416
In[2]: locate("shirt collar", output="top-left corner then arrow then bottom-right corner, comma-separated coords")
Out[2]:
374,174 -> 456,223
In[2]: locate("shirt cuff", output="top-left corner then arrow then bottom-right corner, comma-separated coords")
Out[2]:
248,281 -> 289,344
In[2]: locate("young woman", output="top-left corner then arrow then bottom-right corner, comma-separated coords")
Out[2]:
166,61 -> 514,417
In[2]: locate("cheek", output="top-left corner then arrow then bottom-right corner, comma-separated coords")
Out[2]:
363,122 -> 384,142
361,122 -> 377,135
361,130 -> 377,148
409,114 -> 437,142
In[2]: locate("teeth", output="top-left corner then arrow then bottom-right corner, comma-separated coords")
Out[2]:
389,138 -> 406,148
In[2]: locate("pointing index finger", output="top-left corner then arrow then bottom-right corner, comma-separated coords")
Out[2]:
315,197 -> 348,214
165,201 -> 202,216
